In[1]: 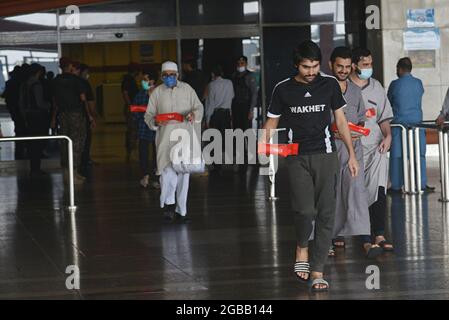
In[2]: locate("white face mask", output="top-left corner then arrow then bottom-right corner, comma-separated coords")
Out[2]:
237,66 -> 246,73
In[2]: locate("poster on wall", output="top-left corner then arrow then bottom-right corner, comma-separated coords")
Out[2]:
403,28 -> 440,50
406,8 -> 435,28
406,50 -> 435,68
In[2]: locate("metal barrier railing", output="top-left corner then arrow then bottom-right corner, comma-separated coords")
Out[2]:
416,121 -> 449,202
264,122 -> 449,202
390,124 -> 411,193
0,135 -> 77,212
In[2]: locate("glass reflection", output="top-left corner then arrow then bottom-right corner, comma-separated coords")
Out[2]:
1,12 -> 57,31
310,0 -> 345,23
59,0 -> 176,29
181,0 -> 259,25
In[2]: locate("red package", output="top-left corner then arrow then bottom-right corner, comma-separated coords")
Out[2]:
129,105 -> 147,113
331,122 -> 370,137
258,143 -> 299,157
365,108 -> 376,118
154,113 -> 185,123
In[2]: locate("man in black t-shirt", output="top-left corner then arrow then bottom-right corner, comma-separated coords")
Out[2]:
122,63 -> 143,162
73,63 -> 97,172
51,57 -> 88,183
261,41 -> 359,292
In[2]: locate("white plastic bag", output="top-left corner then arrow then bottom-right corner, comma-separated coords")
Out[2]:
169,125 -> 205,174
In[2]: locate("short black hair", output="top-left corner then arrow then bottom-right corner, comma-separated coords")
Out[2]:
212,65 -> 224,77
397,57 -> 412,72
352,47 -> 372,65
330,46 -> 352,63
237,55 -> 248,63
293,40 -> 322,66
143,69 -> 158,81
29,63 -> 42,76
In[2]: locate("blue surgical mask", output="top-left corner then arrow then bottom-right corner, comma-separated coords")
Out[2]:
141,80 -> 150,90
163,75 -> 177,88
357,68 -> 373,80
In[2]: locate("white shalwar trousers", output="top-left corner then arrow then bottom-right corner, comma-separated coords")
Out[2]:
159,166 -> 190,216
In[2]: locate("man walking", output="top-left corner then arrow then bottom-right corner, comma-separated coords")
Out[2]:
349,47 -> 394,252
261,41 -> 359,291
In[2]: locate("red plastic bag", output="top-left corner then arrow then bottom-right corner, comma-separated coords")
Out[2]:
129,105 -> 147,113
154,113 -> 185,123
331,122 -> 370,137
258,143 -> 299,157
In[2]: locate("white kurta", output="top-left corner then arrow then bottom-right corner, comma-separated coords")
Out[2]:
144,80 -> 204,175
145,81 -> 203,215
359,78 -> 394,206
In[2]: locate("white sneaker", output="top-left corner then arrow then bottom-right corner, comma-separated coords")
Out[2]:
140,175 -> 149,188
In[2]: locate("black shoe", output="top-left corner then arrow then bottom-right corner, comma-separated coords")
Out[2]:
175,213 -> 191,224
424,185 -> 435,193
163,204 -> 176,222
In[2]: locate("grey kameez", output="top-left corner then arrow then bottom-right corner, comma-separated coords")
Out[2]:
359,78 -> 394,206
333,81 -> 371,237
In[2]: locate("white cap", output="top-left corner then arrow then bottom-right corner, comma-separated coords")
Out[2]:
161,61 -> 178,73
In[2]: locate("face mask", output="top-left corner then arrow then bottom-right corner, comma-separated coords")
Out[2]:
163,75 -> 177,88
357,68 -> 373,80
237,66 -> 246,73
141,80 -> 150,90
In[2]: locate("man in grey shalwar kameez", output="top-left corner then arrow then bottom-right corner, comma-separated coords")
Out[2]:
145,61 -> 203,223
349,48 -> 394,252
328,47 -> 372,257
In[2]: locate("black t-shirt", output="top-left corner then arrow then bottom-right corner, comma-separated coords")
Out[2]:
78,77 -> 94,102
121,74 -> 139,103
268,74 -> 346,155
52,73 -> 85,113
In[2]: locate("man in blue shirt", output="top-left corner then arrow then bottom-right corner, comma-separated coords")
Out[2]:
387,57 -> 434,192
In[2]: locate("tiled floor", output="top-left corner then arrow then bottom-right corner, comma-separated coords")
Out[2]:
1,114 -> 449,299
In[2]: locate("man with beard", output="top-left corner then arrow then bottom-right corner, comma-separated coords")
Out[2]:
327,47 -> 381,258
261,41 -> 359,291
349,47 -> 394,252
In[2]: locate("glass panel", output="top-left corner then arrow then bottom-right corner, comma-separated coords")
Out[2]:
311,23 -> 346,74
262,0 -> 310,23
58,0 -> 176,29
0,45 -> 58,75
180,0 -> 259,25
262,0 -> 345,24
0,11 -> 57,32
310,0 -> 345,23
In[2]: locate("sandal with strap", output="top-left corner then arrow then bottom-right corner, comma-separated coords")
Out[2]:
332,237 -> 346,248
377,240 -> 394,252
365,244 -> 383,259
328,245 -> 336,257
310,278 -> 329,292
294,261 -> 310,282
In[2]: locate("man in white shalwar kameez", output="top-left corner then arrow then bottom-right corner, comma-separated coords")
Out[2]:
145,61 -> 203,223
